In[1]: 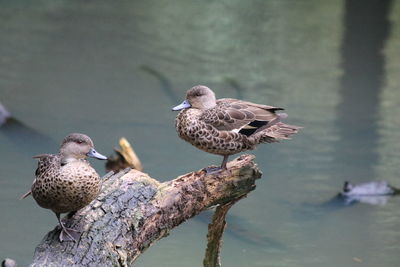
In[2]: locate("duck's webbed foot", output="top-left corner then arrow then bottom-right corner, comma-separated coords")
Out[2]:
59,226 -> 81,242
55,212 -> 81,242
203,155 -> 230,175
203,166 -> 224,174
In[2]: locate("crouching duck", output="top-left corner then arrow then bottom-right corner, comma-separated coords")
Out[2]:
21,133 -> 107,242
172,85 -> 301,172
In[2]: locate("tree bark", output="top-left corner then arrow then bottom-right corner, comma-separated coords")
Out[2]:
30,154 -> 262,266
203,198 -> 242,267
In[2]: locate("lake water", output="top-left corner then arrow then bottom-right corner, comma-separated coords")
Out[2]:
1,0 -> 400,266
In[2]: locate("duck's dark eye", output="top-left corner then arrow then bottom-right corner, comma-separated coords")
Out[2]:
76,140 -> 83,144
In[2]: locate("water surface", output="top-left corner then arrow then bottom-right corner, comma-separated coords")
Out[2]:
1,1 -> 400,266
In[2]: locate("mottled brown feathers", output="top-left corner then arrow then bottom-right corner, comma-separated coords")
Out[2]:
28,133 -> 103,214
202,99 -> 283,132
32,155 -> 101,214
174,85 -> 301,161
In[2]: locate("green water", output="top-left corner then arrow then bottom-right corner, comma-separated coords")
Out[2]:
1,0 -> 400,266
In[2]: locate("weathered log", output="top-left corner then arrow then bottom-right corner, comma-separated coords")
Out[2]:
30,154 -> 262,266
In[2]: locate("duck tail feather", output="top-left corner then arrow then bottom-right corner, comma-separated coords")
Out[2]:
20,190 -> 32,200
258,122 -> 302,143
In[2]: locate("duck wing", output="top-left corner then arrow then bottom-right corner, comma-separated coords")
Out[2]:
202,98 -> 285,136
33,154 -> 60,175
21,154 -> 59,199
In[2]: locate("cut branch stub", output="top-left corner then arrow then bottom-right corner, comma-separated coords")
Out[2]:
31,154 -> 262,266
106,138 -> 143,172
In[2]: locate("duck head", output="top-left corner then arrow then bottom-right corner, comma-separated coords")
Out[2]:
172,85 -> 217,111
59,133 -> 107,164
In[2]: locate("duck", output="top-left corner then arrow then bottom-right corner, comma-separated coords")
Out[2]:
172,85 -> 301,172
342,181 -> 398,196
21,133 -> 107,242
339,181 -> 400,206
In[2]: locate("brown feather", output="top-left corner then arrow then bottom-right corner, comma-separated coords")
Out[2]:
202,98 -> 281,132
174,85 -> 301,163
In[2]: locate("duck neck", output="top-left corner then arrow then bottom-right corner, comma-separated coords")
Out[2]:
202,102 -> 216,110
60,153 -> 85,165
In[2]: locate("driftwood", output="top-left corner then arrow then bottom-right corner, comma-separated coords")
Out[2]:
27,154 -> 261,266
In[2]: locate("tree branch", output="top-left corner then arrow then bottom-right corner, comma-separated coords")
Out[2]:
203,197 -> 242,267
30,154 -> 262,266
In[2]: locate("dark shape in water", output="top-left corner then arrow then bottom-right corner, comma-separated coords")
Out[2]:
1,116 -> 56,155
140,65 -> 180,104
198,210 -> 286,250
224,77 -> 245,100
334,0 -> 392,179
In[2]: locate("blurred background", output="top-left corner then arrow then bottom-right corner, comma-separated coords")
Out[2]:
1,0 -> 399,266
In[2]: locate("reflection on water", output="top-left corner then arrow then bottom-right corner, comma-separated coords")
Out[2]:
1,1 -> 400,266
1,118 -> 56,155
198,210 -> 287,251
140,65 -> 179,104
335,0 -> 393,180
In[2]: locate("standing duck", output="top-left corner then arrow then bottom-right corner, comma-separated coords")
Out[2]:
173,85 -> 301,172
22,133 -> 107,242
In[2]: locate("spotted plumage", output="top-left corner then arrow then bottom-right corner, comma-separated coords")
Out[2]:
22,133 -> 107,242
173,85 -> 301,170
32,155 -> 101,214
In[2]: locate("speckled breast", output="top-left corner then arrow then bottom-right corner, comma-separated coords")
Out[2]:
32,160 -> 101,214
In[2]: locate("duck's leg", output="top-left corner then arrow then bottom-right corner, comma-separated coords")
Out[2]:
55,212 -> 81,242
220,155 -> 229,170
203,155 -> 230,174
67,210 -> 77,218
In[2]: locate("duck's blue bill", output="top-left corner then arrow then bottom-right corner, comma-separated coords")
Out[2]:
172,100 -> 191,111
87,148 -> 107,160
